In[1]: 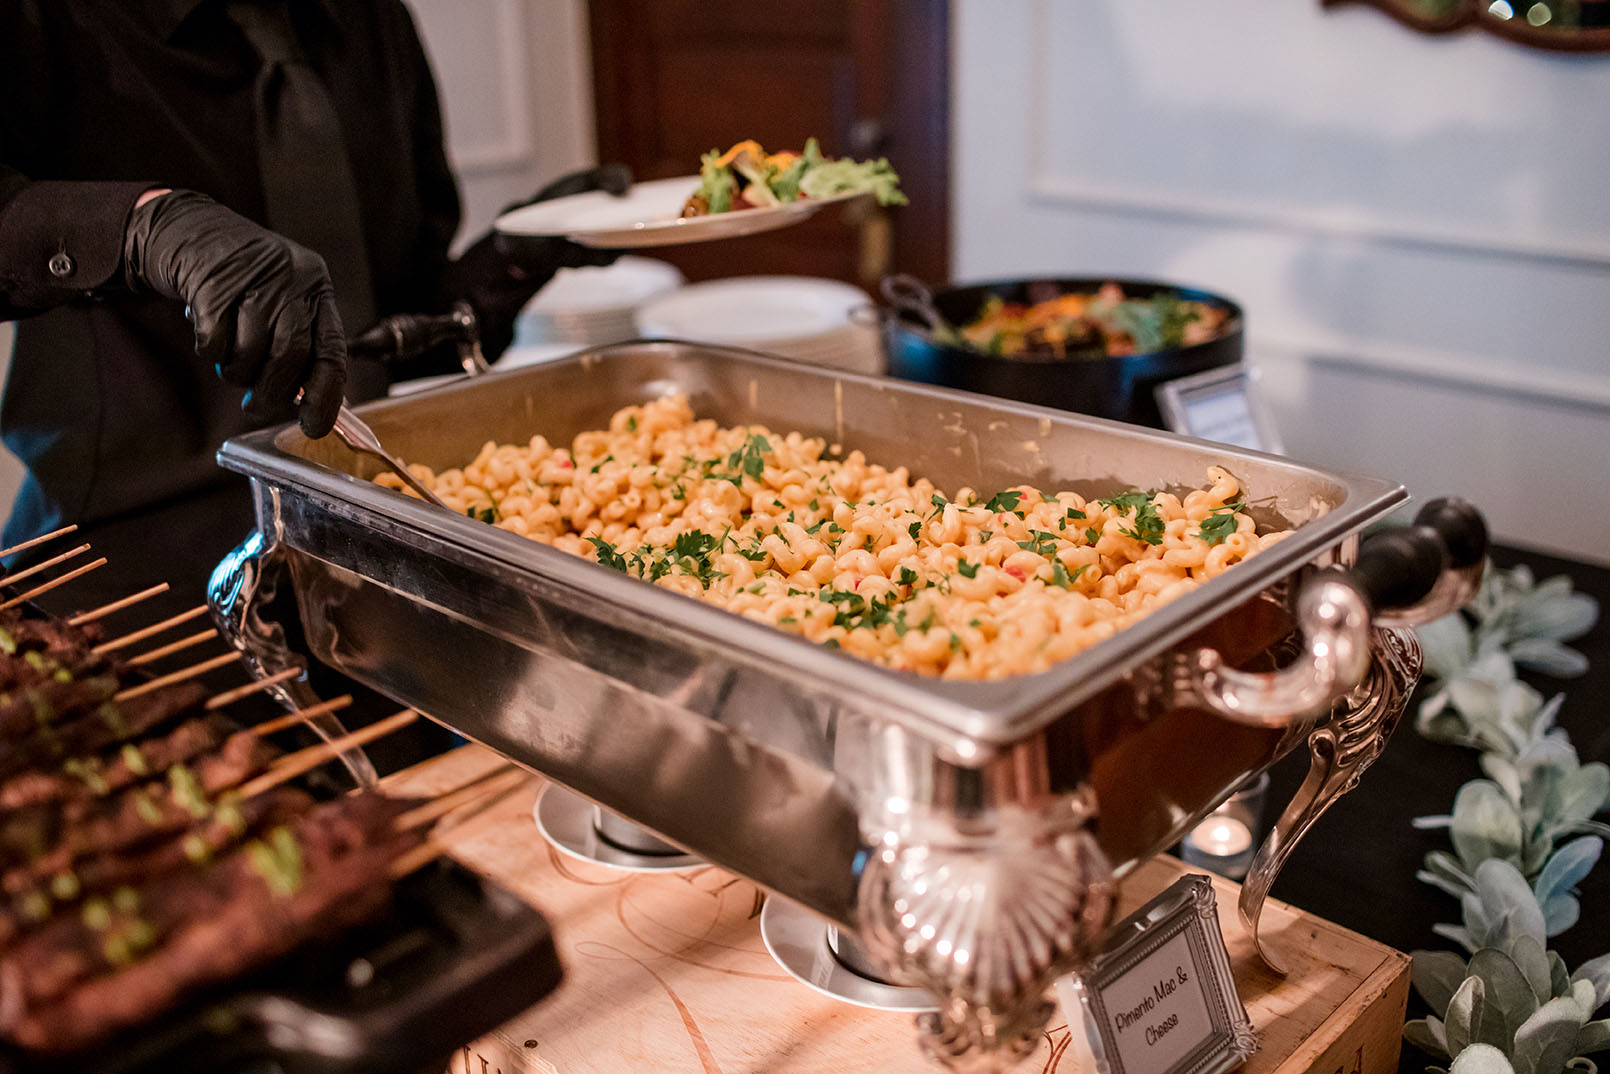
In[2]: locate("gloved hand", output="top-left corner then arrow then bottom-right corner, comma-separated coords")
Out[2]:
447,164 -> 633,359
122,189 -> 347,437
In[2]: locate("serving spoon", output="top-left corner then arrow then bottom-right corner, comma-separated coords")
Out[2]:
328,405 -> 449,509
306,303 -> 497,512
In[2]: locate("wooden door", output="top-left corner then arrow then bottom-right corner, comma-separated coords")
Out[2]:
588,0 -> 950,289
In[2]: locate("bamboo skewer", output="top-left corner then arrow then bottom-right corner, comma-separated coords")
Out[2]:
126,629 -> 220,667
113,651 -> 241,702
67,582 -> 168,626
0,524 -> 79,561
249,694 -> 353,736
0,558 -> 108,611
238,709 -> 418,798
0,544 -> 93,589
92,604 -> 210,655
204,666 -> 302,711
393,764 -> 526,832
388,772 -> 533,880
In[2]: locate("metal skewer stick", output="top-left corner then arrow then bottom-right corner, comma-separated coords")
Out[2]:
0,558 -> 109,611
67,583 -> 168,626
0,524 -> 79,562
93,605 -> 211,655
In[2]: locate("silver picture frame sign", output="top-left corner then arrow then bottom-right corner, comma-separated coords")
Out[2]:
1057,874 -> 1258,1074
1155,363 -> 1284,456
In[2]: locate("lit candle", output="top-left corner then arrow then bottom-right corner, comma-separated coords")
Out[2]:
1187,816 -> 1253,858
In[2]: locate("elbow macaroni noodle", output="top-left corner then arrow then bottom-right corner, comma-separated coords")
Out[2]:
376,395 -> 1291,680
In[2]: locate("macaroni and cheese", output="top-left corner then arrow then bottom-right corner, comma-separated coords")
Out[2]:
376,395 -> 1290,680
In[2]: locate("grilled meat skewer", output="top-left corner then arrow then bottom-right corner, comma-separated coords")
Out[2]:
0,732 -> 283,892
0,787 -> 313,952
0,681 -> 206,783
0,793 -> 423,1054
0,612 -> 115,707
0,714 -> 235,810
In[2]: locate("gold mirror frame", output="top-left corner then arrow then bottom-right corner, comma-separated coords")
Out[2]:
1324,0 -> 1610,50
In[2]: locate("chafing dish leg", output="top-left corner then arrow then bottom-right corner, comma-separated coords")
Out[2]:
855,790 -> 1115,1070
208,529 -> 378,787
1237,626 -> 1421,972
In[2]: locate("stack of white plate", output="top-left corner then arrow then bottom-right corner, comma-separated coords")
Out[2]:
513,256 -> 685,347
634,276 -> 883,375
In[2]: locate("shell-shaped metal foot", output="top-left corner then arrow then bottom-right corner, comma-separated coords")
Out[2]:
857,793 -> 1114,1070
1237,626 -> 1422,972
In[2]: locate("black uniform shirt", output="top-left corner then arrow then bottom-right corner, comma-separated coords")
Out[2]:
0,0 -> 461,549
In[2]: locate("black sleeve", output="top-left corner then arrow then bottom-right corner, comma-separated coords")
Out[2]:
0,166 -> 151,320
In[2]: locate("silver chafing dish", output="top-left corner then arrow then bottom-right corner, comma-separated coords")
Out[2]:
209,340 -> 1481,1069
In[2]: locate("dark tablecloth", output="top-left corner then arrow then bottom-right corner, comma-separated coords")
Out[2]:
1258,545 -> 1609,1069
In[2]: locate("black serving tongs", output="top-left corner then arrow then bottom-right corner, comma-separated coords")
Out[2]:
321,302 -> 492,510
879,273 -> 955,339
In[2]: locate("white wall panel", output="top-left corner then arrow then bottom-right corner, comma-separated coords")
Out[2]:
407,0 -> 595,245
953,0 -> 1610,563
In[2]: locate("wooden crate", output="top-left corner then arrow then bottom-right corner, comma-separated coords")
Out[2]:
385,747 -> 1409,1074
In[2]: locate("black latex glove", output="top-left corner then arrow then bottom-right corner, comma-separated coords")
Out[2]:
446,164 -> 633,360
122,190 -> 347,438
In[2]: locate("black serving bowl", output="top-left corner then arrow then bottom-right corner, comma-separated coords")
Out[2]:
881,277 -> 1244,429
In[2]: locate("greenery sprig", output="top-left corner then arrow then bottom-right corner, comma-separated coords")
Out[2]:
1405,562 -> 1608,1074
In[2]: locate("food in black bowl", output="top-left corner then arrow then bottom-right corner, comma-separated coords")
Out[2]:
880,276 -> 1244,428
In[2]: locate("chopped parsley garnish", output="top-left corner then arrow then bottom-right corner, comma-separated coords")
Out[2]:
626,415 -> 638,432
1086,526 -> 1102,543
978,529 -> 992,543
1098,490 -> 1154,514
908,521 -> 922,541
1100,490 -> 1164,546
1198,502 -> 1245,546
928,493 -> 948,519
984,490 -> 1023,514
957,560 -> 979,579
587,537 -> 628,572
1048,561 -> 1088,589
726,433 -> 771,481
1016,530 -> 1062,557
898,567 -> 918,586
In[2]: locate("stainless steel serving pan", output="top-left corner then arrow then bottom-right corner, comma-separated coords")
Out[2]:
211,340 -> 1461,1067
218,341 -> 1401,746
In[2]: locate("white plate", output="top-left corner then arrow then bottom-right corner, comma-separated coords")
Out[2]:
525,256 -> 684,315
635,276 -> 873,347
495,176 -> 860,249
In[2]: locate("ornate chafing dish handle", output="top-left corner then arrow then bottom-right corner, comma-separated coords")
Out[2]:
1231,498 -> 1487,970
208,528 -> 379,789
1186,497 -> 1487,728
